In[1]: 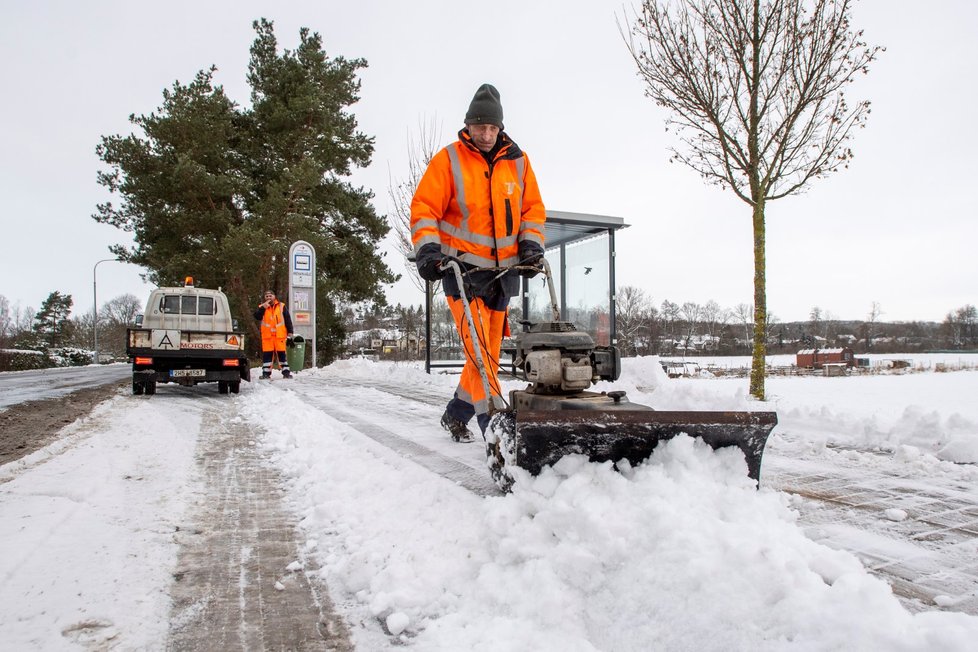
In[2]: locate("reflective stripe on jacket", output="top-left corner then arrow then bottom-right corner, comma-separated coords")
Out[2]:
410,130 -> 545,270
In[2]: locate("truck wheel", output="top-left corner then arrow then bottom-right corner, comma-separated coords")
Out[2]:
145,379 -> 156,395
218,381 -> 229,394
230,381 -> 240,394
132,380 -> 144,395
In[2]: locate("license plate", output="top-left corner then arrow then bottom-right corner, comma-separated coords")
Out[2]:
170,369 -> 206,378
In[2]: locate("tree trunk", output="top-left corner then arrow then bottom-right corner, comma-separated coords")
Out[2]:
749,199 -> 767,400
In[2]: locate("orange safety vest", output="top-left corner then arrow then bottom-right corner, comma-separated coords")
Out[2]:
410,130 -> 545,269
260,301 -> 288,352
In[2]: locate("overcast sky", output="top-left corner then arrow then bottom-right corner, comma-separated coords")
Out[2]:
2,0 -> 975,324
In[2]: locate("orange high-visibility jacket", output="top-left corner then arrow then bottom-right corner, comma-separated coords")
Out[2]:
259,301 -> 288,352
410,130 -> 545,270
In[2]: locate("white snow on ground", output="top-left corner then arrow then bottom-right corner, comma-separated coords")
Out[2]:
622,355 -> 978,464
1,354 -> 977,650
0,393 -> 201,650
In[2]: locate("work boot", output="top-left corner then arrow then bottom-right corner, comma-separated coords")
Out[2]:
440,411 -> 475,443
282,369 -> 292,379
260,372 -> 271,380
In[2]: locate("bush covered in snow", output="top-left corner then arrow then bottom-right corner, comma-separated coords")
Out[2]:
0,347 -> 94,371
0,349 -> 49,371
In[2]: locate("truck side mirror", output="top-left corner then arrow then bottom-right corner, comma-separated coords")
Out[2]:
135,314 -> 143,327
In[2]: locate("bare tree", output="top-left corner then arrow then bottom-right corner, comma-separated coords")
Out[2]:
660,299 -> 681,348
733,302 -> 753,350
765,310 -> 780,346
701,299 -> 728,345
822,308 -> 839,342
0,295 -> 11,347
103,293 -> 142,326
865,300 -> 882,350
943,305 -> 978,349
0,297 -> 37,348
679,301 -> 703,351
388,116 -> 443,292
959,305 -> 978,347
641,302 -> 661,355
622,0 -> 882,398
809,305 -> 823,343
616,285 -> 652,355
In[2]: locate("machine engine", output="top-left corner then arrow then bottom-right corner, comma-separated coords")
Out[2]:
515,322 -> 620,393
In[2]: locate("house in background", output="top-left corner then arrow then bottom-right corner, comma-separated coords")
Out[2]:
796,347 -> 855,369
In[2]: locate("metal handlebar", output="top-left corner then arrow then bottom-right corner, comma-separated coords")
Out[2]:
438,257 -> 560,322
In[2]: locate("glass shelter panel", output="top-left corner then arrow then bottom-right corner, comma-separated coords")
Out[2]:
525,233 -> 611,345
565,235 -> 611,346
524,260 -> 561,324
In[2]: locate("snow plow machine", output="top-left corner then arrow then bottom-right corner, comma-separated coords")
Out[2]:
443,259 -> 778,492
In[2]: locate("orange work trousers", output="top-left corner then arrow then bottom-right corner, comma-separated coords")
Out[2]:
446,295 -> 508,423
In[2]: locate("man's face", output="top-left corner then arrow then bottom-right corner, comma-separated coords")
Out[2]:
468,123 -> 500,153
264,292 -> 275,304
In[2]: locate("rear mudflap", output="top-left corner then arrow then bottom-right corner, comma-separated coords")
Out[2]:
511,409 -> 777,483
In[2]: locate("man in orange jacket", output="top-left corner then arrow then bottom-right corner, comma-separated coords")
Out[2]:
410,83 -> 546,442
254,290 -> 294,379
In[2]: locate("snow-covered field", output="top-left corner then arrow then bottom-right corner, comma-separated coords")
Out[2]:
619,354 -> 978,465
666,352 -> 978,372
1,355 -> 977,650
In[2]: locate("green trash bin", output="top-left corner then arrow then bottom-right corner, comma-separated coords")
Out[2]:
286,335 -> 306,372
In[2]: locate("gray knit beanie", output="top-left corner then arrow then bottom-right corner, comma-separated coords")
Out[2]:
464,83 -> 504,129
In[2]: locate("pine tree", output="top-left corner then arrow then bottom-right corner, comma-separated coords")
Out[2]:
33,291 -> 73,349
94,19 -> 395,362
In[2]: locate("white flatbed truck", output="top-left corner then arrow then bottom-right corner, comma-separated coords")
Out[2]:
126,277 -> 251,395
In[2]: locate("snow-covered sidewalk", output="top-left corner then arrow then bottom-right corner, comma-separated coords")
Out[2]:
1,356 -> 977,650
0,392 -> 200,649
243,358 -> 978,650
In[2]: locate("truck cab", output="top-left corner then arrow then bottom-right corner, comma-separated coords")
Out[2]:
127,277 -> 251,395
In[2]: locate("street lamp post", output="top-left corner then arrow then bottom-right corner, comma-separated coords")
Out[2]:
93,258 -> 119,363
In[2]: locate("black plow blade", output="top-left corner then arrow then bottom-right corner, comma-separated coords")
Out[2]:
513,410 -> 778,484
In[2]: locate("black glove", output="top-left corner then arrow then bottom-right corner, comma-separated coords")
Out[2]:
518,254 -> 544,278
286,335 -> 295,347
416,242 -> 448,283
517,241 -> 544,278
418,258 -> 445,282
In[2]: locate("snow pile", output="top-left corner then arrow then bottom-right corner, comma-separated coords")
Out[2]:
757,372 -> 978,464
241,361 -> 978,650
614,356 -> 978,465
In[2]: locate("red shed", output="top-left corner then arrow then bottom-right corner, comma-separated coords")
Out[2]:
796,347 -> 855,369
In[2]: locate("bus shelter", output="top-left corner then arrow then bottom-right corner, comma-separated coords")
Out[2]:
424,210 -> 629,373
